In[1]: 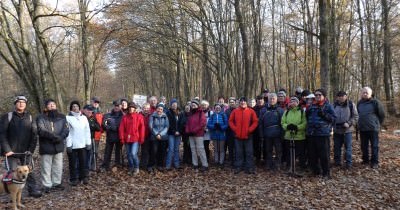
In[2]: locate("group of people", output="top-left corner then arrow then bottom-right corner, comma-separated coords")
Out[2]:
0,86 -> 385,197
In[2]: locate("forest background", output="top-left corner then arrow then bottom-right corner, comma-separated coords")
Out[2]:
0,0 -> 399,114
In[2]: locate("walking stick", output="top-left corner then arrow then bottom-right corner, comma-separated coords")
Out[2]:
92,138 -> 97,171
288,131 -> 303,177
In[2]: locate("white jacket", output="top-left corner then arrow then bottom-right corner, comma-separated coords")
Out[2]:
66,112 -> 91,149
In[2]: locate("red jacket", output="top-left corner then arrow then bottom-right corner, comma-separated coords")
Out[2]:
94,112 -> 103,141
229,106 -> 258,140
119,113 -> 145,144
185,109 -> 206,137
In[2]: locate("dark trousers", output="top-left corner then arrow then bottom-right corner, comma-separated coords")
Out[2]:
308,136 -> 330,176
68,148 -> 88,181
253,132 -> 265,161
234,137 -> 254,171
284,139 -> 306,168
225,130 -> 236,165
102,141 -> 121,169
7,156 -> 38,192
140,137 -> 151,169
149,140 -> 167,168
264,137 -> 282,169
182,134 -> 192,165
360,131 -> 379,165
204,140 -> 210,161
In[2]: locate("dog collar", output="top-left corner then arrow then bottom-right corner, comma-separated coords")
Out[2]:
12,179 -> 26,184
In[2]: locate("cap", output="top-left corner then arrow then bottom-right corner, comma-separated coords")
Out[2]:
239,97 -> 247,102
91,97 -> 100,103
256,95 -> 264,100
128,102 -> 137,108
336,91 -> 347,97
315,88 -> 327,97
191,99 -> 200,106
44,99 -> 56,106
83,105 -> 94,111
301,89 -> 311,97
262,88 -> 269,93
306,94 -> 316,99
170,98 -> 178,106
14,95 -> 27,104
113,100 -> 121,106
295,87 -> 304,94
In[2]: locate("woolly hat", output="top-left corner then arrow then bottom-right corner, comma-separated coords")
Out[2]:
295,87 -> 304,94
239,97 -> 247,102
301,89 -> 311,97
91,97 -> 101,103
191,99 -> 200,106
69,100 -> 81,111
128,102 -> 137,108
277,91 -> 286,97
290,97 -> 299,104
170,98 -> 178,106
113,100 -> 121,106
306,94 -> 315,99
83,105 -> 94,111
14,95 -> 27,104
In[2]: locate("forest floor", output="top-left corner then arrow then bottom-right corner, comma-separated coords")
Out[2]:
1,118 -> 400,209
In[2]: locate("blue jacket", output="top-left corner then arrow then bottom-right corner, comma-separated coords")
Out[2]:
306,100 -> 336,136
259,104 -> 284,138
207,112 -> 228,141
149,112 -> 169,140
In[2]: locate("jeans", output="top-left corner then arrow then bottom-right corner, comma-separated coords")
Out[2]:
333,133 -> 352,166
40,153 -> 63,187
234,137 -> 254,171
213,140 -> 225,164
67,148 -> 88,181
125,143 -> 140,169
166,135 -> 181,168
189,136 -> 208,167
360,131 -> 379,165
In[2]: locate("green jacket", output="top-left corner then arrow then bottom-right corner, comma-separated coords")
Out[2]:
281,107 -> 307,140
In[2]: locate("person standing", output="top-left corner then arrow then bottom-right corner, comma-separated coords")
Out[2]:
207,104 -> 228,167
333,91 -> 358,169
229,97 -> 258,174
166,99 -> 185,170
148,104 -> 169,172
224,97 -> 237,167
185,99 -> 208,172
66,101 -> 91,186
201,100 -> 213,162
139,103 -> 152,170
0,95 -> 42,197
259,93 -> 284,170
82,105 -> 101,171
91,97 -> 103,171
101,100 -> 124,171
119,102 -> 145,175
37,99 -> 69,193
306,89 -> 336,178
357,87 -> 385,169
253,95 -> 266,164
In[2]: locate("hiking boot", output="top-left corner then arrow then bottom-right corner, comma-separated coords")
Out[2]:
134,168 -> 140,175
82,178 -> 89,185
371,164 -> 379,169
53,184 -> 65,191
234,168 -> 241,175
200,167 -> 208,172
29,189 -> 42,198
69,180 -> 79,186
43,187 -> 52,194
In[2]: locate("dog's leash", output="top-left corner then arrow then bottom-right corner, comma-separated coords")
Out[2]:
4,151 -> 34,172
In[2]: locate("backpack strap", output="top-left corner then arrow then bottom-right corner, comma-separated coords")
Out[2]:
7,112 -> 32,123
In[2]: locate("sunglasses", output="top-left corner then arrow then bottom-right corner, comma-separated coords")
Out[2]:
314,94 -> 322,96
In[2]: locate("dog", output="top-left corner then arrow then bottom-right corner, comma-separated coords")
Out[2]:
0,165 -> 30,210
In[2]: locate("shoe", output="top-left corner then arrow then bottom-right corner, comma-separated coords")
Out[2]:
334,162 -> 342,167
82,178 -> 89,185
43,187 -> 52,194
234,168 -> 241,174
345,165 -> 352,170
246,169 -> 256,175
69,180 -> 79,186
147,168 -> 153,174
175,166 -> 183,170
53,184 -> 65,191
29,190 -> 42,198
134,168 -> 139,175
157,167 -> 165,172
200,167 -> 208,172
371,164 -> 379,169
323,174 -> 332,180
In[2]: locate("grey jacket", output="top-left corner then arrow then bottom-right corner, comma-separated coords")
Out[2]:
333,100 -> 359,134
357,98 -> 385,132
149,112 -> 169,140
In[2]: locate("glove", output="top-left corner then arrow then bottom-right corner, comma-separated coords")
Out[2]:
53,135 -> 62,143
66,147 -> 72,154
24,151 -> 32,155
214,123 -> 221,130
287,124 -> 297,131
85,145 -> 91,151
343,122 -> 350,128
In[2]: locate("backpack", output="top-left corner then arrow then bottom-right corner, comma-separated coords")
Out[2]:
8,112 -> 32,123
285,107 -> 304,118
334,100 -> 354,118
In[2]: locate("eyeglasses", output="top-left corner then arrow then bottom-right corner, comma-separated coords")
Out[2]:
314,94 -> 322,96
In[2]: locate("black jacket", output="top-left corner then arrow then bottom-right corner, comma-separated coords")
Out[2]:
0,111 -> 38,155
37,111 -> 69,155
86,115 -> 101,139
102,110 -> 123,143
167,109 -> 185,135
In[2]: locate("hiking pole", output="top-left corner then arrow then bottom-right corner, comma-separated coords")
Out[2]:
288,131 -> 303,178
92,138 -> 97,171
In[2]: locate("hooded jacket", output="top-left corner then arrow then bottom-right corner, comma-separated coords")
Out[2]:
66,112 -> 91,149
149,112 -> 169,140
185,109 -> 206,137
102,110 -> 123,143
